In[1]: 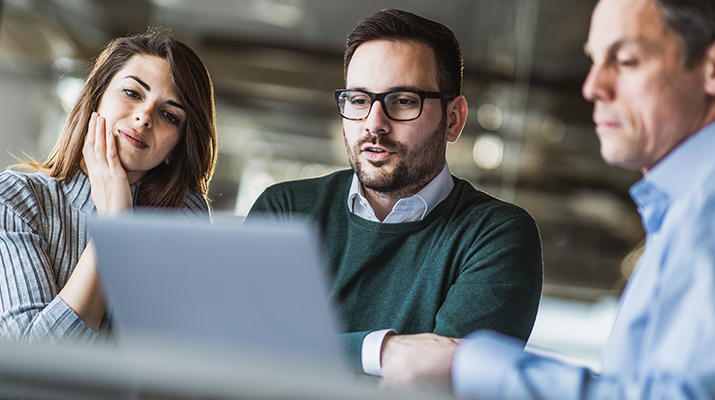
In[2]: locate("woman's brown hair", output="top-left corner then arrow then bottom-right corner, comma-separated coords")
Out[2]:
21,28 -> 217,208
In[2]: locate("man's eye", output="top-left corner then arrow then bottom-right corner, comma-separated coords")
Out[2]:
390,97 -> 418,107
619,59 -> 638,67
396,98 -> 416,105
349,97 -> 369,106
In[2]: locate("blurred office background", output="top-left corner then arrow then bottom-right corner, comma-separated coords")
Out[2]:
0,0 -> 644,371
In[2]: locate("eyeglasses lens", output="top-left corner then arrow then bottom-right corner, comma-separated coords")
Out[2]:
338,91 -> 422,121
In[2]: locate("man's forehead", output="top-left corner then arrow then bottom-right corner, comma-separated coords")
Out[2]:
586,0 -> 669,55
345,40 -> 439,91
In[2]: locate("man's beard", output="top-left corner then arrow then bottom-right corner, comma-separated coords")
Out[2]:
345,114 -> 448,197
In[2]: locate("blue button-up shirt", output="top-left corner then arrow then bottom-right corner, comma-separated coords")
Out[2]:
452,122 -> 715,399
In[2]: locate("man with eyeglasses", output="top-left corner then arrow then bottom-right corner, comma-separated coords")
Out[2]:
248,8 -> 542,378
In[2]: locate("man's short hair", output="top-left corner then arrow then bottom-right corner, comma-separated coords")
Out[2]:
344,8 -> 463,97
653,0 -> 715,68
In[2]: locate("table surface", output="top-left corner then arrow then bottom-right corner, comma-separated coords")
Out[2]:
0,338 -> 458,400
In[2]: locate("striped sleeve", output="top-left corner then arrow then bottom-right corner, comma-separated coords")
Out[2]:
0,173 -> 98,343
179,191 -> 210,217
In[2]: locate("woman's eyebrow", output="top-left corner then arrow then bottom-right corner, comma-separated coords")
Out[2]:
125,75 -> 184,110
126,75 -> 150,91
166,100 -> 185,110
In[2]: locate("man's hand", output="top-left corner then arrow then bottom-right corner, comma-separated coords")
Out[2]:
380,333 -> 460,389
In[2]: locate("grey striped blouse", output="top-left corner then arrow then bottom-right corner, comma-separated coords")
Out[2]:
0,170 -> 208,343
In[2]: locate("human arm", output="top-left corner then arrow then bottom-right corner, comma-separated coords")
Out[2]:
251,188 -> 542,373
59,112 -> 133,330
380,333 -> 460,389
425,198 -> 715,400
249,179 -> 543,375
342,208 -> 543,378
377,208 -> 542,376
0,175 -> 102,342
430,209 -> 543,340
380,329 -> 705,398
450,329 -> 715,400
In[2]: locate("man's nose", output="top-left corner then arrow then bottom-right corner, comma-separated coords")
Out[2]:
363,100 -> 391,135
582,62 -> 614,103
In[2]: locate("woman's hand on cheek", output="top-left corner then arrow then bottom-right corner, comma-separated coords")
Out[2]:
83,112 -> 133,215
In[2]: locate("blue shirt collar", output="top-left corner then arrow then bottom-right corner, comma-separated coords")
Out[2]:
630,121 -> 715,233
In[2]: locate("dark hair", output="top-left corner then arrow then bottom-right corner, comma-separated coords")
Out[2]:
344,8 -> 463,97
653,0 -> 715,68
22,28 -> 217,208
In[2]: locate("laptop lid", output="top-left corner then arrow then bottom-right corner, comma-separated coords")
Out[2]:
89,213 -> 345,369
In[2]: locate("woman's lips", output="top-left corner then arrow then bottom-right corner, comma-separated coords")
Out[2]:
118,129 -> 148,149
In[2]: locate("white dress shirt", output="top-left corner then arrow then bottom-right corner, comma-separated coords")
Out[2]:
347,163 -> 454,375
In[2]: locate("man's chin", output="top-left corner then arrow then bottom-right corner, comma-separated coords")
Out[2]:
356,169 -> 401,192
357,171 -> 390,187
356,159 -> 392,175
599,147 -> 642,171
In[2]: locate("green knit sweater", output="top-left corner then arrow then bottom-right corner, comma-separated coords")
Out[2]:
248,170 -> 542,371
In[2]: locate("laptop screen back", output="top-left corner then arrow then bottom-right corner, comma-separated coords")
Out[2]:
89,214 -> 344,369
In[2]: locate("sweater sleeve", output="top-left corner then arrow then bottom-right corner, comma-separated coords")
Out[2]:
0,194 -> 98,343
338,331 -> 371,372
433,209 -> 543,342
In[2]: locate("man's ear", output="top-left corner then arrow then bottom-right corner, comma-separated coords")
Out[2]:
446,96 -> 468,143
704,41 -> 715,96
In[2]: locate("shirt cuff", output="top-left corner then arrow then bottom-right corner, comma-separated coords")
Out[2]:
452,330 -> 593,400
451,330 -> 526,399
361,329 -> 397,376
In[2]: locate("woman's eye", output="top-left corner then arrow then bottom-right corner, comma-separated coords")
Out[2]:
162,110 -> 180,125
123,88 -> 140,99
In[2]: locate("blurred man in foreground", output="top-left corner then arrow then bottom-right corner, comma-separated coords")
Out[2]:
381,0 -> 715,398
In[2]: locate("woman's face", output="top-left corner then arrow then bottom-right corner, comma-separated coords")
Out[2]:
95,54 -> 186,184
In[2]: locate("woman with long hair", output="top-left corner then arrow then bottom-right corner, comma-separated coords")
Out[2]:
0,28 -> 217,342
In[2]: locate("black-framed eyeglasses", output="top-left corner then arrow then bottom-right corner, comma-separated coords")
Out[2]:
334,89 -> 454,122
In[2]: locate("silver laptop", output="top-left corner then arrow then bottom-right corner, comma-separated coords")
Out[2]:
89,213 -> 345,369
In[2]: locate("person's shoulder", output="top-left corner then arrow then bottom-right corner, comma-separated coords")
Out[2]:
679,166 -> 715,225
0,171 -> 55,222
0,170 -> 54,201
451,176 -> 534,221
263,169 -> 352,196
662,166 -> 715,271
183,191 -> 210,214
250,169 -> 352,216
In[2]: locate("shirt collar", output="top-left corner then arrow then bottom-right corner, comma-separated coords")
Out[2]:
630,121 -> 715,233
643,120 -> 715,199
347,163 -> 454,222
